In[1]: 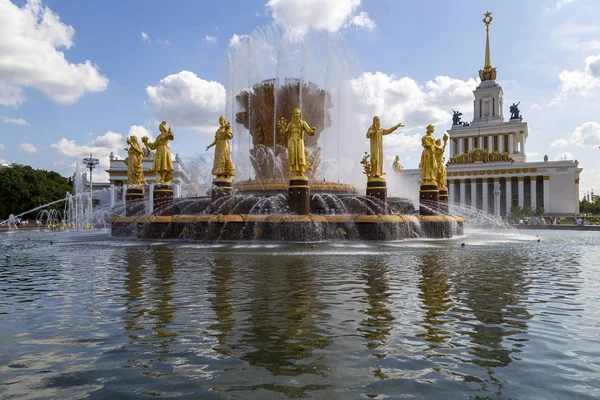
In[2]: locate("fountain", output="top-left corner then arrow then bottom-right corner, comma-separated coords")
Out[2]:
109,26 -> 465,241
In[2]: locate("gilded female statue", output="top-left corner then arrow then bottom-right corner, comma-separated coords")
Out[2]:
124,135 -> 146,185
278,108 -> 316,177
142,121 -> 174,184
366,116 -> 404,178
420,124 -> 438,185
434,136 -> 448,190
206,116 -> 235,179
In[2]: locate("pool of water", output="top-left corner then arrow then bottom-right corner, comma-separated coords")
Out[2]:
1,228 -> 599,399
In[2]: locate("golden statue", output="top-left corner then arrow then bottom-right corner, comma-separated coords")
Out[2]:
392,155 -> 403,174
142,121 -> 174,184
206,116 -> 235,179
434,136 -> 448,190
420,124 -> 438,185
366,116 -> 404,178
278,108 -> 316,178
124,135 -> 146,185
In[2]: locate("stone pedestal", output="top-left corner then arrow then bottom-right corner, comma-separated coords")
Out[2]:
125,185 -> 146,217
419,182 -> 439,215
366,177 -> 387,201
438,189 -> 449,214
212,177 -> 233,202
288,176 -> 310,215
366,177 -> 387,214
153,184 -> 174,216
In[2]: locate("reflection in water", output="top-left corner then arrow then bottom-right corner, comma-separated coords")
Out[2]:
207,257 -> 236,357
123,248 -> 148,340
357,258 -> 395,380
122,246 -> 177,373
233,256 -> 330,396
450,252 -> 533,397
415,254 -> 453,348
149,247 -> 177,349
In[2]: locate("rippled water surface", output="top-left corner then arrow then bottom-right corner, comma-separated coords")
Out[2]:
1,228 -> 599,399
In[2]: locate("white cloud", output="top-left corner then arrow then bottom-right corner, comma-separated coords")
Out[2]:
0,0 -> 109,107
229,33 -> 249,47
146,70 -> 226,133
266,0 -> 371,40
550,138 -> 569,147
19,143 -> 37,153
350,11 -> 375,31
550,55 -> 600,105
349,72 -> 478,130
157,38 -> 171,46
204,35 -> 217,43
1,116 -> 30,126
50,130 -> 126,181
141,31 -> 149,41
555,151 -> 574,160
0,144 -> 5,150
553,24 -> 600,51
127,125 -> 153,141
570,121 -> 600,147
556,0 -> 575,9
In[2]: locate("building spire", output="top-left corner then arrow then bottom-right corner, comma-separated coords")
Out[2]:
479,11 -> 497,82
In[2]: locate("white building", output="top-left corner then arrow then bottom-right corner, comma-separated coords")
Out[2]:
402,13 -> 582,216
106,153 -> 191,200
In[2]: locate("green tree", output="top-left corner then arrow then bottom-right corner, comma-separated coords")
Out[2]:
533,207 -> 544,217
0,165 -> 73,220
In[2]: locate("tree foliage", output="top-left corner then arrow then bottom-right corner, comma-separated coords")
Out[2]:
580,197 -> 600,215
0,165 -> 72,220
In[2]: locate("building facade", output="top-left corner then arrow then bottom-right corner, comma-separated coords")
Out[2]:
402,13 -> 582,216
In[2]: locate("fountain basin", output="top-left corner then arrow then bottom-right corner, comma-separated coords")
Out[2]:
110,214 -> 464,241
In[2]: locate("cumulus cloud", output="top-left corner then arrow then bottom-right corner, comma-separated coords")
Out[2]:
266,0 -> 372,40
550,138 -> 569,147
141,31 -> 149,41
146,70 -> 226,133
350,11 -> 375,31
127,125 -> 153,142
204,35 -> 217,43
0,0 -> 109,107
1,117 -> 30,126
349,72 -> 478,130
550,55 -> 600,105
570,121 -> 600,147
555,151 -> 574,160
19,143 -> 37,153
556,0 -> 575,8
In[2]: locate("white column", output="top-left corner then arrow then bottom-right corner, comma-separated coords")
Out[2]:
449,181 -> 456,205
520,132 -> 525,155
543,176 -> 551,213
471,178 -> 478,209
468,137 -> 474,152
508,133 -> 514,154
498,134 -> 504,152
530,177 -> 537,209
449,139 -> 455,157
505,178 -> 512,215
110,184 -> 115,208
478,136 -> 484,149
518,177 -> 525,207
482,178 -> 489,213
459,180 -> 466,205
458,137 -> 464,153
487,136 -> 493,151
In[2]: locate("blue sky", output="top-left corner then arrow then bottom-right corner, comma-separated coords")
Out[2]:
1,0 -> 600,195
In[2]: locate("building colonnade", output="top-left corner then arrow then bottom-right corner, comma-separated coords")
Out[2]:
449,131 -> 525,156
447,175 -> 553,216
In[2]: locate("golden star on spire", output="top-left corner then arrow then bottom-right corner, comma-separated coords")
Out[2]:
483,11 -> 493,26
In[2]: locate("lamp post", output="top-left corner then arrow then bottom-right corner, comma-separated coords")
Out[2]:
83,153 -> 99,225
